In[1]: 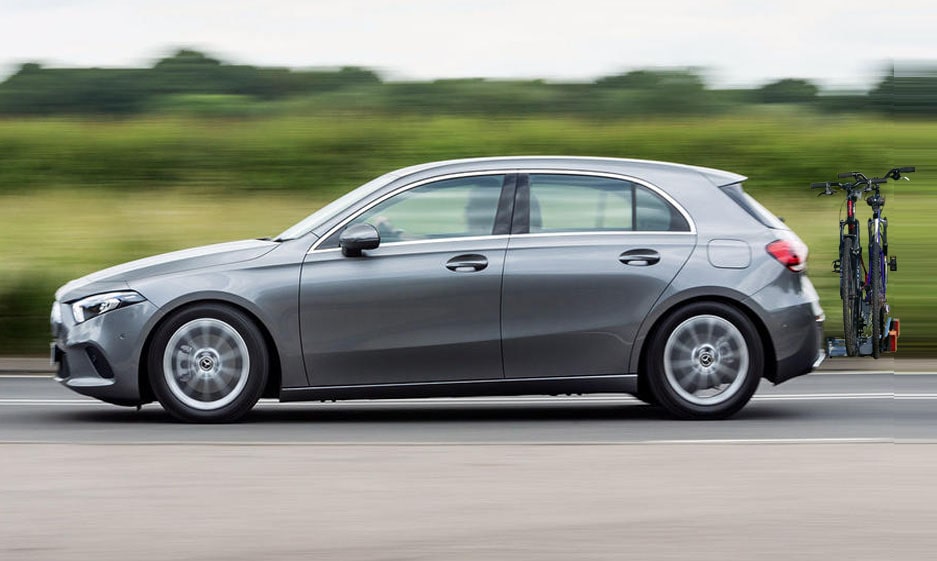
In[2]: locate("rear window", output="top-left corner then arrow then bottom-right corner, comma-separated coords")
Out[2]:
720,183 -> 788,230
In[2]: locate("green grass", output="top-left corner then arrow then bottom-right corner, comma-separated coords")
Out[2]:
1,112 -> 935,355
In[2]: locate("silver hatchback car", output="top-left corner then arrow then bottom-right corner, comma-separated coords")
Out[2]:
51,157 -> 824,422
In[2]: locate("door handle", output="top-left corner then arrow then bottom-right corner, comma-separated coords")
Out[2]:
446,254 -> 488,272
619,249 -> 660,266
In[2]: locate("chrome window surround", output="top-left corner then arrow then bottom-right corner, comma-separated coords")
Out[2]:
308,169 -> 696,253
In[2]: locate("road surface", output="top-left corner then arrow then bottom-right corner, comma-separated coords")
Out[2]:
1,365 -> 934,560
0,368 -> 934,443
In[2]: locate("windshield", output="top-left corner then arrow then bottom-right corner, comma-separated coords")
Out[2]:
276,172 -> 399,241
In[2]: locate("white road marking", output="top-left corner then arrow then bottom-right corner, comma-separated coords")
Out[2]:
812,371 -> 937,376
2,392 -> 936,406
811,371 -> 894,375
1,372 -> 934,382
0,438 -> 921,446
636,437 -> 894,445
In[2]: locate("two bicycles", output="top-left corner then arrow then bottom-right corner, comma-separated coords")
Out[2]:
811,166 -> 915,358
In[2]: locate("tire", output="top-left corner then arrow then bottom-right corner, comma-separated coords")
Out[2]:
841,236 -> 860,357
869,241 -> 884,359
633,383 -> 658,406
148,303 -> 268,423
645,302 -> 763,420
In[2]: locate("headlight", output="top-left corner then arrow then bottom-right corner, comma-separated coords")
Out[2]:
71,291 -> 146,324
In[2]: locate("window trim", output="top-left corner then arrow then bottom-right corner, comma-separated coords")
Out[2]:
514,169 -> 696,235
309,171 -> 515,253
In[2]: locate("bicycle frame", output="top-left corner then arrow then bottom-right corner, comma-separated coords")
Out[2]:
813,166 -> 913,357
838,186 -> 864,306
865,190 -> 888,315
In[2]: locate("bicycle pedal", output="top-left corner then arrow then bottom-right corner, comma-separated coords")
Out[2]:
889,256 -> 897,272
832,259 -> 841,273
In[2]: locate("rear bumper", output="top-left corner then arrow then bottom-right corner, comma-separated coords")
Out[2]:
772,317 -> 825,384
747,275 -> 825,385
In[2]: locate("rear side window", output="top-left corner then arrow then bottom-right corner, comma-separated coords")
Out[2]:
527,174 -> 690,233
720,183 -> 788,230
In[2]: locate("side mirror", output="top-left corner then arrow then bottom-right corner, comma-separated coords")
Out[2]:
339,223 -> 381,257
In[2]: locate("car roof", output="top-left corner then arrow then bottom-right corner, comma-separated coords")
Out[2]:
389,156 -> 747,187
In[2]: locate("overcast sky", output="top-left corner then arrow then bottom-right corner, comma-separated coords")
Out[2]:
0,0 -> 931,89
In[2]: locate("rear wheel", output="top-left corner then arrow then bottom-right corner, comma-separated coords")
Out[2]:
841,236 -> 860,357
148,303 -> 268,423
869,241 -> 884,359
646,302 -> 763,420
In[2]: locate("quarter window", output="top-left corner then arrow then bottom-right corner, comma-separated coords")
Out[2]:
527,174 -> 689,233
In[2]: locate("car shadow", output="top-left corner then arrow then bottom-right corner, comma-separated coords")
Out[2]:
57,399 -> 800,425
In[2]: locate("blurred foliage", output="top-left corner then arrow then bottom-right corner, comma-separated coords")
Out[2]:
758,79 -> 819,104
0,49 -> 934,354
0,50 -> 380,115
870,63 -> 937,115
1,50 -> 934,117
0,112 -> 935,355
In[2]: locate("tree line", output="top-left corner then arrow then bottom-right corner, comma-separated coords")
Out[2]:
0,49 -> 932,116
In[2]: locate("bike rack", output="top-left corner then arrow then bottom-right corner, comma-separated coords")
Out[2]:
825,316 -> 899,357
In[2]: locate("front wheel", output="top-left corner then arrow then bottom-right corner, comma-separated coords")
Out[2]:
645,302 -> 763,420
148,303 -> 269,423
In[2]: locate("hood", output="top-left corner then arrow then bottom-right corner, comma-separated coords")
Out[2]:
56,239 -> 278,302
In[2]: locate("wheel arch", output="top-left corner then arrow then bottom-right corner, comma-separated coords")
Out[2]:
633,293 -> 777,398
137,298 -> 282,404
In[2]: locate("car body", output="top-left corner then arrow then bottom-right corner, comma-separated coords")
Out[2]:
51,156 -> 825,422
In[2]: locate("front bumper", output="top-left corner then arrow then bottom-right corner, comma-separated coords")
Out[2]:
50,299 -> 158,406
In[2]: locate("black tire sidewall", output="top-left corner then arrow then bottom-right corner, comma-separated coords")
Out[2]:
148,303 -> 268,423
842,236 -> 859,357
646,302 -> 763,420
870,242 -> 883,358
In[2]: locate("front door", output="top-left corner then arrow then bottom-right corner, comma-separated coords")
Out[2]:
300,174 -> 512,386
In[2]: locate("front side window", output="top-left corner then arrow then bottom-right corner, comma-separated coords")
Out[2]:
333,175 -> 505,246
527,174 -> 689,233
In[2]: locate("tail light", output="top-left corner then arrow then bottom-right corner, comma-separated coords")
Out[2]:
766,239 -> 807,272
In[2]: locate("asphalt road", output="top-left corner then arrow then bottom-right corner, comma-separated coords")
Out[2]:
2,367 -> 934,560
0,367 -> 934,442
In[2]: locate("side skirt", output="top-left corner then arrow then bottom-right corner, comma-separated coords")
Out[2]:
279,374 -> 638,402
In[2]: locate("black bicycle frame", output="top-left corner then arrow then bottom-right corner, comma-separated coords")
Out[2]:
839,185 -> 865,299
866,189 -> 888,302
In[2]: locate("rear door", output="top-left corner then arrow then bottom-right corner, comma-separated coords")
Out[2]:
501,172 -> 697,378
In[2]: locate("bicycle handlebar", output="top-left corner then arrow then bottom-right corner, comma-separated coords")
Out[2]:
814,166 -> 916,196
885,166 -> 916,180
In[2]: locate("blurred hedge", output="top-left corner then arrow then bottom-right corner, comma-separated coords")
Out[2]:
1,112 -> 934,355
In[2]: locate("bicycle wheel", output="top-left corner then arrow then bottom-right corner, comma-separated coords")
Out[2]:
869,240 -> 885,358
841,236 -> 860,356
